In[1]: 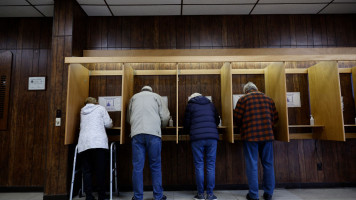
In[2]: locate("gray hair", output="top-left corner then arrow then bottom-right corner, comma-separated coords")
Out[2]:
243,82 -> 258,94
141,85 -> 153,92
188,92 -> 202,101
85,97 -> 98,104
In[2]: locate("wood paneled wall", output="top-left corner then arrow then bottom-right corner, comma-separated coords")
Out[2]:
0,18 -> 52,188
45,0 -> 87,197
86,15 -> 356,49
86,15 -> 356,188
0,10 -> 356,198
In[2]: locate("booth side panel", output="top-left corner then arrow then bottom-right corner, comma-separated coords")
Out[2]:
65,64 -> 89,145
121,66 -> 134,144
308,61 -> 345,141
265,62 -> 289,142
221,62 -> 234,143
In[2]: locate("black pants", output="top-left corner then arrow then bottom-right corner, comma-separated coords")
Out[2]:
80,148 -> 108,200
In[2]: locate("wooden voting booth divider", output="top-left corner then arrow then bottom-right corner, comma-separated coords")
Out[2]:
308,61 -> 344,141
64,48 -> 356,144
64,64 -> 134,145
65,64 -> 89,145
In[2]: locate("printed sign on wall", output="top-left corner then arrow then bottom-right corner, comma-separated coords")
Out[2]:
286,92 -> 301,107
233,94 -> 244,109
99,96 -> 122,112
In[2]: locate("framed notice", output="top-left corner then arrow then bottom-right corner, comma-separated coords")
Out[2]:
28,76 -> 46,90
99,96 -> 122,112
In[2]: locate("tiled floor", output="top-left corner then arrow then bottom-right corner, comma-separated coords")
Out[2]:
0,188 -> 355,200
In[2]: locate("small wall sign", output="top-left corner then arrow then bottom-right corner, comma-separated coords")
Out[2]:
28,77 -> 46,90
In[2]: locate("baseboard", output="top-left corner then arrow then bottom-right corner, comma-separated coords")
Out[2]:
114,182 -> 356,192
0,186 -> 43,192
43,194 -> 67,200
276,182 -> 356,189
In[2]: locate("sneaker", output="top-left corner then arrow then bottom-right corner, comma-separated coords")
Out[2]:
159,195 -> 167,200
246,193 -> 259,200
263,193 -> 272,200
194,193 -> 205,200
206,193 -> 217,200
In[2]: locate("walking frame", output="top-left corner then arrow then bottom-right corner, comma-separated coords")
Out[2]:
69,142 -> 119,200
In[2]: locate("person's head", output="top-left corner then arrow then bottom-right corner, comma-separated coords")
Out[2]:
243,82 -> 258,94
188,92 -> 202,101
141,85 -> 153,92
85,97 -> 98,105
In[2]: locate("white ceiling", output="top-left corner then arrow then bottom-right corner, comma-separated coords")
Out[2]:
0,0 -> 355,17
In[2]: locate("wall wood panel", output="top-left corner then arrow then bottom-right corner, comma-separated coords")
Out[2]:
86,15 -> 356,49
0,17 -> 52,188
44,0 -> 87,197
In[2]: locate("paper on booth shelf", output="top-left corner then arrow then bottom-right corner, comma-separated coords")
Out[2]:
233,94 -> 244,109
162,96 -> 168,108
99,96 -> 122,112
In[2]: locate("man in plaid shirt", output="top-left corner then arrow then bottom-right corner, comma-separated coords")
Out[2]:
234,82 -> 278,200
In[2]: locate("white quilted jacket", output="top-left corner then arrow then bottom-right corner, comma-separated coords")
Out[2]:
78,104 -> 113,153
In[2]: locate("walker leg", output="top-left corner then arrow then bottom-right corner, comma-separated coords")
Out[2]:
69,145 -> 78,200
110,142 -> 115,200
114,144 -> 118,195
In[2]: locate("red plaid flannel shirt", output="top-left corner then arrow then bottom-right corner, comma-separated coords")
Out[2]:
234,91 -> 278,141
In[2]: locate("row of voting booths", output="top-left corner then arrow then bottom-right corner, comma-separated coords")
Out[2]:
64,48 -> 356,146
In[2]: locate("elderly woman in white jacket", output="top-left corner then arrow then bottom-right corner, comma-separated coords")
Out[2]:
78,97 -> 112,200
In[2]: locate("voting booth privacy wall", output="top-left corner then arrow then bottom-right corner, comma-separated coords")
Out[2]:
64,48 -> 356,146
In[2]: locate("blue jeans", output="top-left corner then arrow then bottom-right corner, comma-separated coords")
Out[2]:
191,139 -> 217,195
243,141 -> 275,199
132,134 -> 163,200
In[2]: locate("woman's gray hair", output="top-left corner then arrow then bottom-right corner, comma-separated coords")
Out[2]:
243,82 -> 258,94
85,97 -> 98,104
188,92 -> 202,101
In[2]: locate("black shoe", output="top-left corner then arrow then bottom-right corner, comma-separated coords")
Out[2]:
263,193 -> 272,200
246,193 -> 259,200
98,194 -> 109,200
194,193 -> 205,200
159,195 -> 167,200
86,196 -> 96,200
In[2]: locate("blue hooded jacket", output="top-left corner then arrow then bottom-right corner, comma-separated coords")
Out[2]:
183,96 -> 219,141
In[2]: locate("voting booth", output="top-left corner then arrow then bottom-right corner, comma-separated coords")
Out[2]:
64,49 -> 356,144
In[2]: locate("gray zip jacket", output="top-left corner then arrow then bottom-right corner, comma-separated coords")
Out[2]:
78,104 -> 113,153
127,91 -> 170,138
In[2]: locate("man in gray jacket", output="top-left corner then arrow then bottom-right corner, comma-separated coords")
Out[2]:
127,86 -> 170,200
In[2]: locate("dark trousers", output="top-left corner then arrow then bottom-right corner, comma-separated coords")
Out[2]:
80,148 -> 109,200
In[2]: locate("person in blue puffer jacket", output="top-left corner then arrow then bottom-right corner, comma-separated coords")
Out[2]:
183,93 -> 220,200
